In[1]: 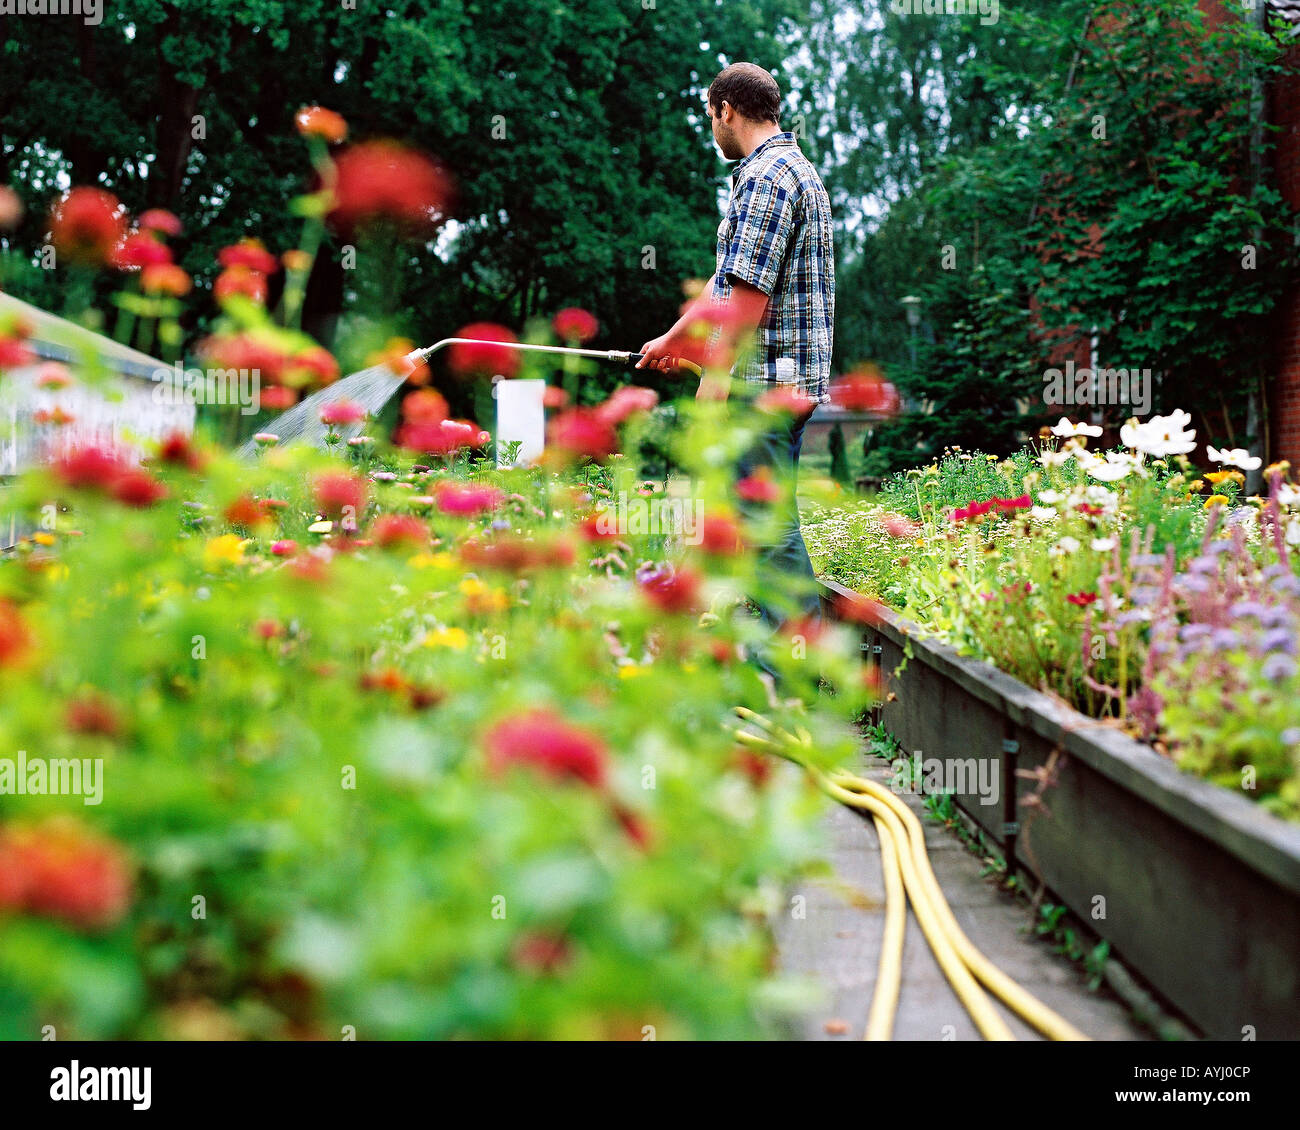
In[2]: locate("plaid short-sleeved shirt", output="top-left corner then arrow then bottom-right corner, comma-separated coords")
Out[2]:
713,132 -> 835,404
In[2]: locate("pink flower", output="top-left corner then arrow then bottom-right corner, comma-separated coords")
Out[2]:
552,307 -> 599,344
448,322 -> 519,378
737,468 -> 781,503
271,540 -> 298,557
312,471 -> 368,518
756,386 -> 817,417
319,399 -> 366,426
484,709 -> 609,788
596,385 -> 658,426
995,494 -> 1032,512
547,408 -> 619,462
138,209 -> 182,237
369,514 -> 428,549
881,512 -> 921,538
434,481 -> 503,516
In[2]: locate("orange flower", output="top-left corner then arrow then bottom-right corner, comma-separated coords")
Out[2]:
281,248 -> 312,273
295,105 -> 348,144
141,262 -> 191,297
214,265 -> 266,304
112,231 -> 172,270
218,238 -> 278,275
0,600 -> 32,666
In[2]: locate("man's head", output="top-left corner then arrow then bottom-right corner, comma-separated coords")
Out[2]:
706,63 -> 781,161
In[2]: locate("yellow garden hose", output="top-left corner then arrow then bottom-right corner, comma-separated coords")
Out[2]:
731,708 -> 1090,1042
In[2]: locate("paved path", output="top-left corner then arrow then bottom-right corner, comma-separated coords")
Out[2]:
774,753 -> 1150,1041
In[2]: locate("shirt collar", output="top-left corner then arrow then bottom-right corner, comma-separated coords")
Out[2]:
731,131 -> 796,180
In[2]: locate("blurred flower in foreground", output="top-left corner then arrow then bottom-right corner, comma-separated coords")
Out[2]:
552,307 -> 599,344
449,322 -> 519,379
295,105 -> 348,144
830,364 -> 900,417
327,140 -> 455,237
484,709 -> 609,788
48,187 -> 127,266
0,818 -> 133,931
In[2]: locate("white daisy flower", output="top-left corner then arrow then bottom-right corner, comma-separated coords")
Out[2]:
1206,445 -> 1262,471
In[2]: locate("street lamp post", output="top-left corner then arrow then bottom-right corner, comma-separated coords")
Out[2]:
901,295 -> 921,371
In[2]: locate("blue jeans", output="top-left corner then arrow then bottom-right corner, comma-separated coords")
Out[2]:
735,409 -> 823,666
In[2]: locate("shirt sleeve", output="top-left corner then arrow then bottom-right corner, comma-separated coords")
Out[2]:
718,174 -> 793,297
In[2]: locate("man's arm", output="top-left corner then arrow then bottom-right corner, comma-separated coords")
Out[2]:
636,274 -> 770,401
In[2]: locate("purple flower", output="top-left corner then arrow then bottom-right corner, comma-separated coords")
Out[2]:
1261,628 -> 1297,655
1211,628 -> 1241,650
1206,541 -> 1234,556
1260,606 -> 1293,629
1179,624 -> 1213,642
1262,653 -> 1297,682
491,518 -> 511,531
1130,585 -> 1160,607
1282,727 -> 1300,746
1270,573 -> 1300,596
1179,575 -> 1211,594
1187,557 -> 1220,575
1230,601 -> 1269,621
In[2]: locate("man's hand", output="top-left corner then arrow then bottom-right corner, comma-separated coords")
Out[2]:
635,333 -> 680,372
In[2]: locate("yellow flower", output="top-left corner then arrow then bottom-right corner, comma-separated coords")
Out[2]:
1205,470 -> 1244,486
32,532 -> 55,546
459,577 -> 487,598
203,534 -> 245,569
618,664 -> 643,679
424,626 -> 468,650
1264,460 -> 1291,478
1188,479 -> 1204,492
1203,495 -> 1229,509
409,551 -> 456,571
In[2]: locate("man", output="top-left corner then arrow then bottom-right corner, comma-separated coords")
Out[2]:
638,61 -> 835,640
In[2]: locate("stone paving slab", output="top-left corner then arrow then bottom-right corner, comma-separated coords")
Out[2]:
773,755 -> 1152,1041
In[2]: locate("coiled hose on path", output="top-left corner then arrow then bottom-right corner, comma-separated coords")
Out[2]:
731,707 -> 1089,1042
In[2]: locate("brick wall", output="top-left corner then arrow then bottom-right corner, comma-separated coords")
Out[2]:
1266,23 -> 1300,466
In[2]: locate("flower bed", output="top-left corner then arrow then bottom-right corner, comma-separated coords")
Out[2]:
0,111 -> 881,1039
805,415 -> 1300,821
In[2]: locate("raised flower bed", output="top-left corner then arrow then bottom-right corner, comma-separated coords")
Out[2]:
811,418 -> 1300,1038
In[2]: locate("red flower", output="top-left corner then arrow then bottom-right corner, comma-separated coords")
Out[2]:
65,694 -> 121,737
736,467 -> 781,504
53,444 -> 128,490
756,385 -> 817,417
434,481 -> 503,516
217,238 -> 279,275
0,336 -> 36,369
286,346 -> 340,388
697,513 -> 744,556
214,265 -> 267,305
640,565 -> 701,614
295,105 -> 348,144
327,140 -> 455,236
369,514 -> 428,549
319,399 -> 366,426
111,231 -> 172,270
510,930 -> 574,975
1075,503 -> 1104,517
312,471 -> 368,518
0,818 -> 132,931
484,709 -> 609,788
156,431 -> 205,471
48,187 -> 127,266
0,600 -> 32,666
543,386 -> 570,409
461,534 -> 574,573
397,417 -> 484,456
552,306 -> 599,344
951,499 -> 998,523
548,408 -> 618,462
271,539 -> 298,557
595,385 -> 658,427
995,494 -> 1032,512
138,208 -> 182,237
829,366 -> 900,416
1066,591 -> 1098,606
110,469 -> 167,508
448,322 -> 519,379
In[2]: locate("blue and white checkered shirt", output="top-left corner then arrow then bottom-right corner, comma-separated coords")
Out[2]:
713,132 -> 835,404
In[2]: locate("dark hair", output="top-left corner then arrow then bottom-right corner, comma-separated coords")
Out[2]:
707,63 -> 781,125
